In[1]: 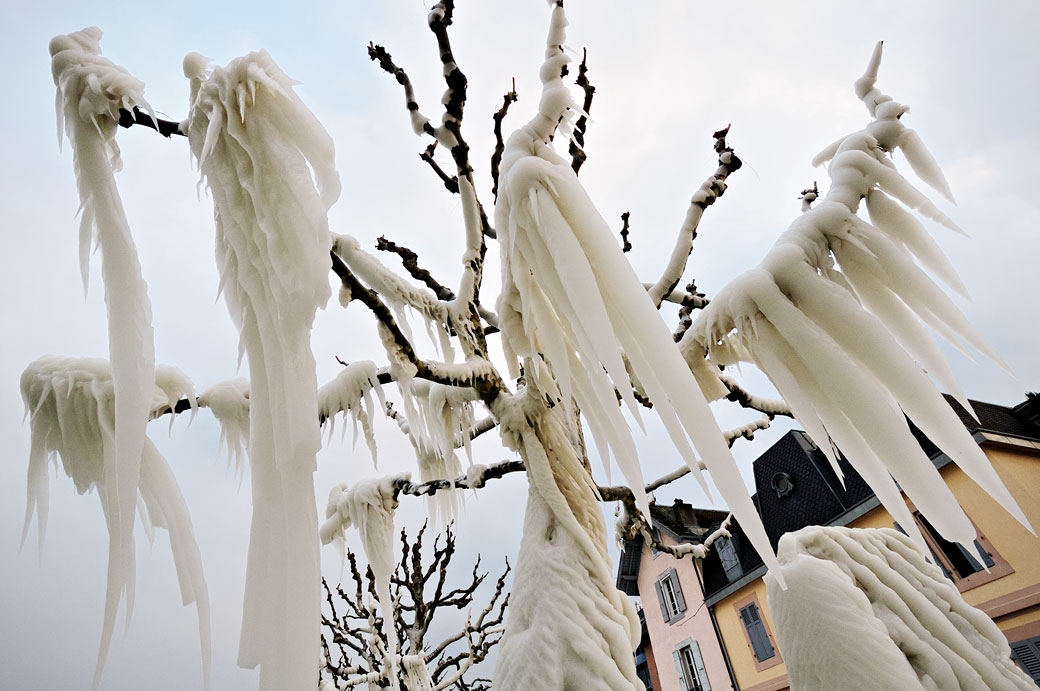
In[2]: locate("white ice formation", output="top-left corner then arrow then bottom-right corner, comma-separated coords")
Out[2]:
198,378 -> 250,475
50,31 -> 159,674
765,527 -> 1035,690
681,41 -> 1031,555
494,1 -> 779,581
491,389 -> 643,690
183,49 -> 339,689
319,361 -> 386,464
321,476 -> 405,690
20,356 -> 210,690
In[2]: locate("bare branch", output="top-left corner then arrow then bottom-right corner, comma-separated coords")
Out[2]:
420,141 -> 461,194
491,81 -> 518,202
117,106 -> 185,138
376,235 -> 456,302
569,48 -> 595,175
619,212 -> 632,253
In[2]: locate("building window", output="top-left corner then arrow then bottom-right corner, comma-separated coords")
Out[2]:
674,639 -> 711,691
915,512 -> 994,578
1010,635 -> 1040,685
738,601 -> 775,663
715,535 -> 742,583
771,471 -> 795,498
655,568 -> 686,624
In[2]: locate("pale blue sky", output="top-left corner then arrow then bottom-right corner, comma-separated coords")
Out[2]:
2,2 -> 1039,689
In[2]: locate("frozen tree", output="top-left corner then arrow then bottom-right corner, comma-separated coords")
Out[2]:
24,1 -> 1033,690
320,522 -> 508,690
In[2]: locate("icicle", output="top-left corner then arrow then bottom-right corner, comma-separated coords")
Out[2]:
184,49 -> 338,689
50,30 -> 158,661
494,1 -> 781,581
19,356 -> 210,690
684,40 -> 1031,557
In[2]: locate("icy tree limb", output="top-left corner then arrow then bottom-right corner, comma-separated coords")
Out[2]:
719,374 -> 793,418
331,249 -> 506,400
490,82 -> 518,202
648,125 -> 742,308
568,48 -> 595,175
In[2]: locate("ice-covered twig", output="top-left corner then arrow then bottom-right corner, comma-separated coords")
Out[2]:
569,48 -> 595,175
390,460 -> 525,498
648,125 -> 742,308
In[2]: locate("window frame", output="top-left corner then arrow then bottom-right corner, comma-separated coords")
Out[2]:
673,639 -> 711,691
655,567 -> 687,624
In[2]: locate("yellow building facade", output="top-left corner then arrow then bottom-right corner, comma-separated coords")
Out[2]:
699,395 -> 1040,690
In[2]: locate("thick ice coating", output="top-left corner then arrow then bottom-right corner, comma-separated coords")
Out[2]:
765,527 -> 1035,690
50,30 -> 158,665
20,356 -> 210,691
494,2 -> 779,579
183,48 -> 339,689
198,378 -> 250,475
318,361 -> 386,464
681,41 -> 1031,557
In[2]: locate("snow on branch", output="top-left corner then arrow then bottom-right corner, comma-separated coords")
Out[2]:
648,125 -> 742,308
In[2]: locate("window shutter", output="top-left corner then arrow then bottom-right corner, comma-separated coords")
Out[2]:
691,641 -> 711,691
671,569 -> 687,614
655,577 -> 671,622
673,649 -> 690,691
740,603 -> 775,661
1010,635 -> 1040,683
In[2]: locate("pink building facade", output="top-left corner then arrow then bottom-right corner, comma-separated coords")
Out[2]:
618,500 -> 735,691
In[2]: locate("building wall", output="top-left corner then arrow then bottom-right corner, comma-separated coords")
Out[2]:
638,531 -> 733,690
711,579 -> 787,691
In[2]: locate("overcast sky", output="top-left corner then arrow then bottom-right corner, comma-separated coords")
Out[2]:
3,1 -> 1039,689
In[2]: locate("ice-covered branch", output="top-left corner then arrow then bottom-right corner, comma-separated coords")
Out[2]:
648,125 -> 742,308
719,374 -> 793,418
568,48 -> 595,175
419,140 -> 460,193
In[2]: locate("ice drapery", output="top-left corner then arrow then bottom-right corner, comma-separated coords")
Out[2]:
681,42 -> 1031,555
321,477 -> 404,690
491,390 -> 643,690
319,360 -> 386,464
765,527 -> 1036,690
494,2 -> 780,577
49,30 -> 158,670
20,357 -> 210,690
183,49 -> 339,689
198,378 -> 250,476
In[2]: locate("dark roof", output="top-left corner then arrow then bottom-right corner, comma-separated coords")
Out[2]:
699,393 -> 1040,600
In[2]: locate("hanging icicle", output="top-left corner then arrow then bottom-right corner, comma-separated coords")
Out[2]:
494,2 -> 780,578
50,30 -> 158,665
20,356 -> 210,691
183,48 -> 340,689
681,42 -> 1031,558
